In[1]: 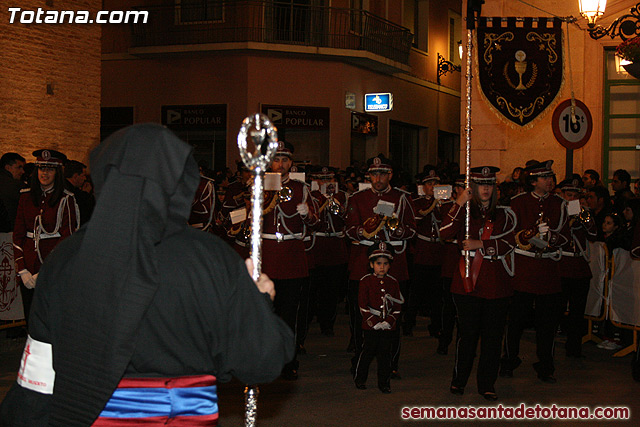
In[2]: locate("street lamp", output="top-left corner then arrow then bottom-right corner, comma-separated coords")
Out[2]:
578,0 -> 607,27
579,1 -> 640,40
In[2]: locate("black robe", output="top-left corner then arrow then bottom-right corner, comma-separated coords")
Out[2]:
0,124 -> 294,426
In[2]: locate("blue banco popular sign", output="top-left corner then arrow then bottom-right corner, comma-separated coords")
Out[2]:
364,93 -> 393,112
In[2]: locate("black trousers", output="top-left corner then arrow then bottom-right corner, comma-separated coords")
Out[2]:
349,279 -> 408,372
20,284 -> 34,325
503,290 -> 565,377
274,277 -> 306,368
560,277 -> 589,357
439,277 -> 458,346
405,264 -> 442,335
354,330 -> 393,388
308,263 -> 347,334
451,294 -> 509,393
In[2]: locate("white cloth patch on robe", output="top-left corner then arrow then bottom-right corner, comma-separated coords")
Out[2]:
16,335 -> 55,395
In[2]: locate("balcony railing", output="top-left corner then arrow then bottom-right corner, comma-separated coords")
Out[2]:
131,1 -> 413,64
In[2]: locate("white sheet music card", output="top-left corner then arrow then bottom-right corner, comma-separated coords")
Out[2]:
373,200 -> 395,217
417,185 -> 425,196
434,185 -> 452,200
290,172 -> 306,182
567,199 -> 581,216
230,208 -> 247,224
311,181 -> 320,192
264,173 -> 282,191
359,183 -> 372,191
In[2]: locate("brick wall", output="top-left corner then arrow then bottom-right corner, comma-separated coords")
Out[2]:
0,1 -> 101,165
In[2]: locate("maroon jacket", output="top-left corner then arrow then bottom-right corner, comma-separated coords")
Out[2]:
345,186 -> 416,282
559,205 -> 597,279
308,189 -> 348,266
510,192 -> 567,294
13,189 -> 79,274
412,195 -> 444,266
260,177 -> 319,280
359,273 -> 403,330
440,203 -> 516,299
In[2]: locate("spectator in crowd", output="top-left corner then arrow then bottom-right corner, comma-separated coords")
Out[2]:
0,152 -> 26,231
634,178 -> 640,197
586,185 -> 611,241
611,169 -> 634,214
64,160 -> 95,225
582,169 -> 601,190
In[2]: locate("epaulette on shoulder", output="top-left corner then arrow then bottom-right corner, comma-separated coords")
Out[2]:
20,188 -> 30,193
360,273 -> 373,281
351,187 -> 371,196
289,178 -> 309,187
200,174 -> 215,183
386,273 -> 398,282
63,188 -> 75,196
394,187 -> 411,195
511,192 -> 526,201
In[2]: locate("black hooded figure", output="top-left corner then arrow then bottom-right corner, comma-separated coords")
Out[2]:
0,124 -> 294,426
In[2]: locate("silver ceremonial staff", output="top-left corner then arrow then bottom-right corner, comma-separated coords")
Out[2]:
237,113 -> 279,427
464,28 -> 473,278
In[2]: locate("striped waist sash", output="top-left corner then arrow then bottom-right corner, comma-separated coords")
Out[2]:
93,375 -> 218,426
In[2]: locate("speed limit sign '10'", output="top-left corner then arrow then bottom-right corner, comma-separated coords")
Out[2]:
551,99 -> 593,150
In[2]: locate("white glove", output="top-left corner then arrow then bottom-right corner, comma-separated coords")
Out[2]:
374,321 -> 391,330
27,273 -> 38,289
538,222 -> 549,236
19,270 -> 34,289
296,203 -> 309,216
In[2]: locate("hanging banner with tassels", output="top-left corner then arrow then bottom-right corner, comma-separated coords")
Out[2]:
477,17 -> 563,127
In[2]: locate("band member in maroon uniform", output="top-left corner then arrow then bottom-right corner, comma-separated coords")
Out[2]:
632,221 -> 640,381
558,178 -> 596,358
354,242 -> 403,394
501,160 -> 567,383
307,166 -> 348,337
188,174 -> 216,232
13,149 -> 79,323
263,141 -> 319,380
437,174 -> 466,355
345,154 -> 416,377
219,163 -> 252,243
405,167 -> 444,337
440,166 -> 516,401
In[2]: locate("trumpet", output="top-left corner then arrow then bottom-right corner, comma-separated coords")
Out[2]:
328,196 -> 342,215
278,186 -> 292,203
385,215 -> 399,231
578,207 -> 592,223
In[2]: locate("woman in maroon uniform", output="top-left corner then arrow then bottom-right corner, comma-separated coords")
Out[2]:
439,166 -> 516,401
13,149 -> 79,321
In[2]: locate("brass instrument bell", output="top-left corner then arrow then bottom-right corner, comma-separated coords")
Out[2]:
386,215 -> 399,231
278,186 -> 292,202
328,196 -> 341,215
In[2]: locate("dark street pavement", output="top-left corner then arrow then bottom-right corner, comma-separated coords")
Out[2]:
2,310 -> 638,426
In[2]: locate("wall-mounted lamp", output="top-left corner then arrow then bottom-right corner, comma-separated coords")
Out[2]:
579,0 -> 640,40
458,40 -> 463,60
437,53 -> 461,84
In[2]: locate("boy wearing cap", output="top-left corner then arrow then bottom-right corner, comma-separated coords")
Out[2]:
501,160 -> 568,383
354,241 -> 403,393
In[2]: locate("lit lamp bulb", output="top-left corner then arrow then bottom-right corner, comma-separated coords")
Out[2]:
458,40 -> 463,60
578,0 -> 607,27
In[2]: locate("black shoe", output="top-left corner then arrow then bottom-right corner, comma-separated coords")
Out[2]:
481,392 -> 498,401
537,373 -> 557,384
499,357 -> 521,378
436,342 -> 448,355
355,382 -> 366,390
281,368 -> 298,381
390,370 -> 402,380
450,385 -> 464,395
297,344 -> 307,355
379,385 -> 391,394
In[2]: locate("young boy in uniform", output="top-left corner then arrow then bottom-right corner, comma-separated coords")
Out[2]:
354,241 -> 404,393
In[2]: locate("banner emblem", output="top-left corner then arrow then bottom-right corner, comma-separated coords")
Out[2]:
477,17 -> 563,127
